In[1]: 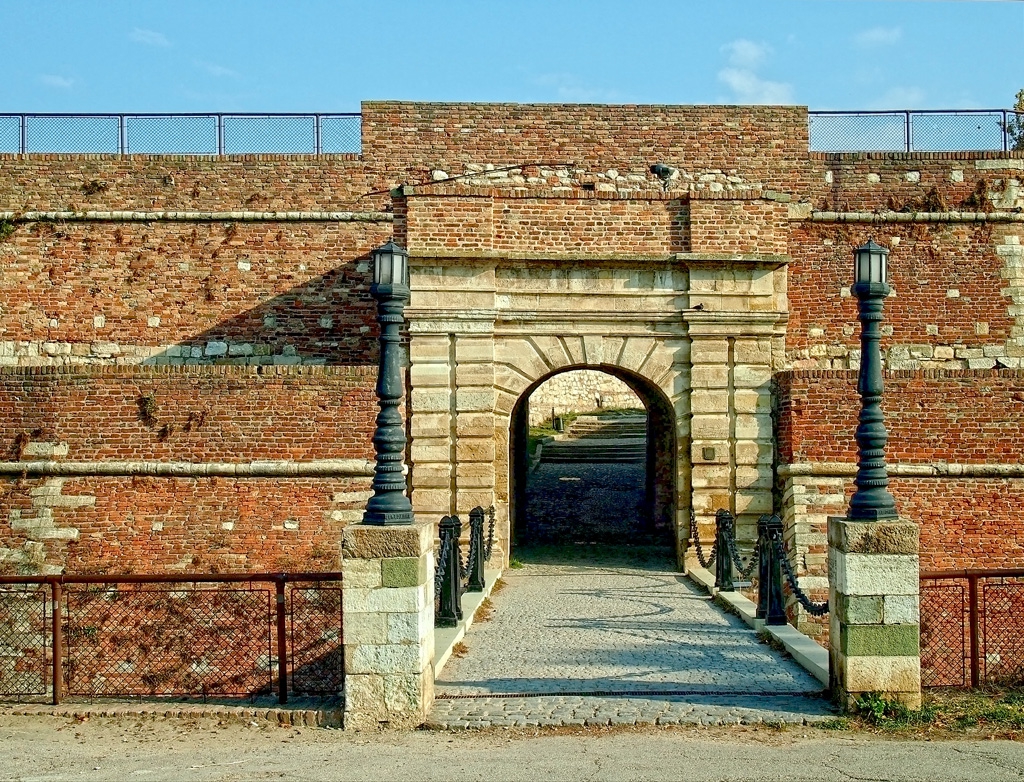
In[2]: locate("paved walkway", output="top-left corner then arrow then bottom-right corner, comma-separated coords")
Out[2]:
430,546 -> 834,728
522,462 -> 647,543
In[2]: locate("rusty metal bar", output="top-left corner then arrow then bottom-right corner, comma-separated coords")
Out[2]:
51,579 -> 62,706
968,574 -> 981,688
0,572 -> 342,586
275,576 -> 288,705
920,568 -> 1024,579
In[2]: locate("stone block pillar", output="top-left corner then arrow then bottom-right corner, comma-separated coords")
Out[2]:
341,522 -> 434,729
828,516 -> 921,710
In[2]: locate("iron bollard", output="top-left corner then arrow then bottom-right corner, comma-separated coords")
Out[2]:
756,513 -> 788,626
714,509 -> 735,592
436,514 -> 464,627
466,507 -> 486,592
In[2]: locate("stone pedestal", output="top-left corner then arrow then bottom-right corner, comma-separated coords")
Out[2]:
341,522 -> 434,730
828,516 -> 921,711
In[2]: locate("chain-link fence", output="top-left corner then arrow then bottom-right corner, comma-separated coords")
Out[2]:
0,573 -> 343,703
0,113 -> 361,154
920,570 -> 1024,688
809,109 -> 1024,153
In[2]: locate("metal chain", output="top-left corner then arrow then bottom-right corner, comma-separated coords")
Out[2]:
484,506 -> 496,562
434,533 -> 453,594
773,539 -> 829,616
689,508 -> 716,569
727,535 -> 760,580
465,520 -> 481,584
466,536 -> 477,585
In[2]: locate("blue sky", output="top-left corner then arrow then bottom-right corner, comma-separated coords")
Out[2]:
2,0 -> 1022,112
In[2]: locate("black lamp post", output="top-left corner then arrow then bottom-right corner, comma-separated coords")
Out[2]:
363,240 -> 415,526
848,239 -> 898,521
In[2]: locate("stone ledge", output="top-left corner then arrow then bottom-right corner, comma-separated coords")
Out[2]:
684,561 -> 830,687
0,459 -> 375,478
0,210 -> 392,223
342,522 -> 433,560
828,517 -> 919,556
781,461 -> 1024,479
433,567 -> 503,676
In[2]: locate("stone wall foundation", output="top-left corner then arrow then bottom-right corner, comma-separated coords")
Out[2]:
342,522 -> 434,730
828,516 -> 921,710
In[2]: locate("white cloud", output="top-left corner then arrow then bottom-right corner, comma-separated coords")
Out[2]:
869,86 -> 926,110
717,38 -> 794,105
195,60 -> 238,78
856,26 -> 903,47
39,74 -> 74,89
718,69 -> 794,105
722,39 -> 771,69
130,28 -> 170,47
534,73 -> 627,103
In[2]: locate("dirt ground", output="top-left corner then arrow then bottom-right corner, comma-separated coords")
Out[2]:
3,712 -> 1024,782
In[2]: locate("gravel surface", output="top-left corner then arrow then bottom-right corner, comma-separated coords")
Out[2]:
432,546 -> 833,728
5,715 -> 1024,782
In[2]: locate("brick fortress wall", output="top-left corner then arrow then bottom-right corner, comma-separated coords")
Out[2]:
775,369 -> 1024,642
0,366 -> 376,574
0,101 -> 1022,579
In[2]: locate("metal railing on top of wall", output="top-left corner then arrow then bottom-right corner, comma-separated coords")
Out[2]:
809,109 -> 1024,153
1,109 -> 1022,156
0,113 -> 362,155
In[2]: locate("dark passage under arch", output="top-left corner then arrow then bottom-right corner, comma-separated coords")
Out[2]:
509,365 -> 677,553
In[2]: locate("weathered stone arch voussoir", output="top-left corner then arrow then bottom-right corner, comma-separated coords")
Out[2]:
493,335 -> 679,404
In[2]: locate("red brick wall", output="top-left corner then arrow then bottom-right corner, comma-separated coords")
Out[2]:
777,369 -> 1024,571
0,366 -> 378,575
0,366 -> 377,462
787,222 -> 1015,356
406,190 -> 689,255
362,102 -> 811,192
806,152 -> 1023,213
776,369 -> 1024,464
895,478 -> 1024,571
0,156 -> 386,212
690,198 -> 788,255
2,475 -> 364,574
0,220 -> 388,363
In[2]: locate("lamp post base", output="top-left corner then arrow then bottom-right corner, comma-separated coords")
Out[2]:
362,509 -> 416,526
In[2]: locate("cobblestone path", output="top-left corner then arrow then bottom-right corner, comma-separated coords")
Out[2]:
522,462 -> 666,544
430,547 -> 834,728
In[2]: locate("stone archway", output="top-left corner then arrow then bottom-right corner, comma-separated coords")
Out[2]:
508,365 -> 676,550
400,191 -> 791,570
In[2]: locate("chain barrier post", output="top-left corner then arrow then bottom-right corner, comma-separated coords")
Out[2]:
436,515 -> 463,628
764,515 -> 788,626
466,507 -> 486,592
755,515 -> 771,621
714,509 -> 734,592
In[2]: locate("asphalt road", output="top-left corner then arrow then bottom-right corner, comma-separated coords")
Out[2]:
2,714 -> 1023,782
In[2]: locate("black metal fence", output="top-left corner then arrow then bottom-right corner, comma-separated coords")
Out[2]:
0,113 -> 362,154
920,569 -> 1024,688
0,572 -> 343,704
435,506 -> 496,627
809,109 -> 1024,153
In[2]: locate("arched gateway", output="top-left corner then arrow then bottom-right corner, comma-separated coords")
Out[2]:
509,365 -> 676,548
401,188 -> 789,565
